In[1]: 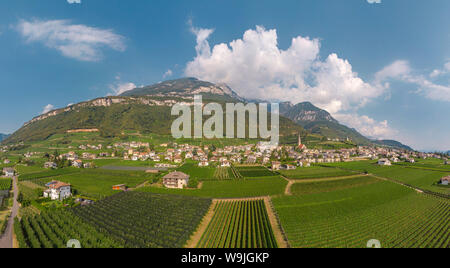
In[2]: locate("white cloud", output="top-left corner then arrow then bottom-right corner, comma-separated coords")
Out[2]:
163,69 -> 173,79
186,25 -> 383,114
109,82 -> 136,96
42,104 -> 55,114
377,60 -> 450,102
367,0 -> 381,4
67,0 -> 81,4
16,19 -> 125,61
334,113 -> 397,140
429,61 -> 450,78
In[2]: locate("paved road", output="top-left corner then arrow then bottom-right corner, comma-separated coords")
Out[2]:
0,176 -> 18,248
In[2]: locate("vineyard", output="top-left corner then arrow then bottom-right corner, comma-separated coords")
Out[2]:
236,166 -> 276,177
71,192 -> 211,248
0,178 -> 12,191
197,199 -> 278,248
273,180 -> 450,248
214,167 -> 232,180
279,166 -> 357,180
230,165 -> 243,179
14,210 -> 120,248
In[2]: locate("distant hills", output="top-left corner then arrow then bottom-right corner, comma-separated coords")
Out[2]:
0,134 -> 9,141
3,77 -> 413,151
371,140 -> 413,151
279,101 -> 372,145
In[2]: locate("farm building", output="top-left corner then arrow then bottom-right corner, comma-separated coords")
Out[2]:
43,181 -> 72,201
272,161 -> 281,171
441,176 -> 449,186
2,167 -> 15,177
378,159 -> 392,166
112,184 -> 127,191
163,171 -> 190,189
3,159 -> 10,164
44,162 -> 57,169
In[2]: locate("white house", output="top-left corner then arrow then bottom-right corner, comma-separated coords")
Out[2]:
2,167 -> 14,177
198,161 -> 209,167
162,172 -> 190,189
43,181 -> 72,201
378,159 -> 392,166
44,162 -> 57,169
440,176 -> 449,186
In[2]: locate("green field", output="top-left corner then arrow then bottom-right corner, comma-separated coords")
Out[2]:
322,161 -> 449,195
137,176 -> 288,198
290,176 -> 380,195
236,166 -> 276,177
0,178 -> 12,191
178,162 -> 216,181
34,169 -> 155,199
273,180 -> 449,248
15,210 -> 121,248
72,192 -> 211,248
19,168 -> 81,181
279,166 -> 357,180
198,200 -> 277,248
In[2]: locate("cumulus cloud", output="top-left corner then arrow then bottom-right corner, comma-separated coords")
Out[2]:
367,0 -> 381,3
377,60 -> 450,102
334,113 -> 397,140
163,69 -> 173,79
109,82 -> 136,96
429,61 -> 450,78
186,25 -> 383,114
42,104 -> 55,114
16,19 -> 125,61
67,0 -> 81,3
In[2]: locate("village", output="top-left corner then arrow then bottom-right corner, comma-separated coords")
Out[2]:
2,134 -> 449,202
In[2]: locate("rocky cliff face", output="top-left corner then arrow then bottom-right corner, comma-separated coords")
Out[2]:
280,101 -> 338,124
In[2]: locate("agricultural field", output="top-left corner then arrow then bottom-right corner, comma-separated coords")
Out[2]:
72,192 -> 211,248
214,167 -> 232,180
137,176 -> 288,198
273,180 -> 449,248
14,210 -> 120,248
38,169 -> 155,199
236,166 -> 276,178
322,161 -> 449,195
0,178 -> 12,191
197,199 -> 277,248
279,166 -> 357,180
290,176 -> 380,195
178,162 -> 215,181
19,168 -> 81,181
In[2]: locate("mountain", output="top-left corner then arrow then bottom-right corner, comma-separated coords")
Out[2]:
121,78 -> 244,102
4,79 -> 304,144
371,140 -> 414,151
0,134 -> 9,141
280,101 -> 371,145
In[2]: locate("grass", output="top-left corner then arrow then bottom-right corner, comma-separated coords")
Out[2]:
37,169 -> 156,199
278,166 -> 357,180
236,166 -> 276,177
137,176 -> 288,198
178,162 -> 216,181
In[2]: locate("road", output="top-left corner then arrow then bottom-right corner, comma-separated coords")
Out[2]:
0,176 -> 19,248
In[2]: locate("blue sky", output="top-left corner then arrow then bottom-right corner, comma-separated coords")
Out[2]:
0,0 -> 449,151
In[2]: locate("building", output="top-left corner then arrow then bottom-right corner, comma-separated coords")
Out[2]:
2,167 -> 14,177
272,161 -> 281,171
72,160 -> 83,168
163,171 -> 190,189
377,159 -> 392,166
44,162 -> 57,169
441,176 -> 449,186
3,159 -> 10,164
112,184 -> 127,191
198,161 -> 209,167
43,181 -> 72,201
